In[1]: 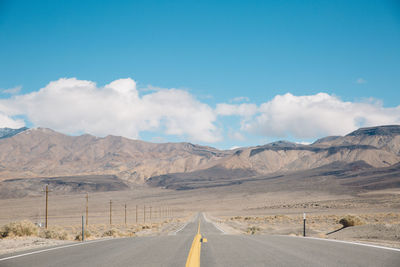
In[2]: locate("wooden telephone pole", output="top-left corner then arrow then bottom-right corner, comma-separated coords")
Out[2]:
136,205 -> 138,224
143,205 -> 146,223
109,200 -> 112,225
124,204 -> 127,225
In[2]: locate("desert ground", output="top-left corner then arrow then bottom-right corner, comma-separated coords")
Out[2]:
1,179 -> 399,254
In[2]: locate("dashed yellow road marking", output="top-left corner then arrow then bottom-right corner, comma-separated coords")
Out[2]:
185,221 -> 203,267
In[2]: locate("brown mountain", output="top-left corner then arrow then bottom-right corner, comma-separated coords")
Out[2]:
0,128 -> 230,182
0,125 -> 400,189
201,125 -> 400,176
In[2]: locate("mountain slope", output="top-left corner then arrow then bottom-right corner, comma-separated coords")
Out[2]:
0,125 -> 399,187
0,127 -> 28,139
0,128 -> 230,182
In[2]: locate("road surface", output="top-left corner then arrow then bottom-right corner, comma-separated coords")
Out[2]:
1,213 -> 399,266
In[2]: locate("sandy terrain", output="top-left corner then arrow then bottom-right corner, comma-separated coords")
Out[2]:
0,237 -> 71,255
1,184 -> 399,254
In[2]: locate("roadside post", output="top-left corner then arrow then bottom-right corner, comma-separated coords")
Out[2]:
303,213 -> 306,237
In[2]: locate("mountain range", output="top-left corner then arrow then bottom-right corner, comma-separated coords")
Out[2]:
0,125 -> 400,191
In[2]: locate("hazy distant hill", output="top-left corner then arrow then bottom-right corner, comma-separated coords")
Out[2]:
0,125 -> 400,189
192,126 -> 400,178
0,127 -> 28,139
147,125 -> 400,190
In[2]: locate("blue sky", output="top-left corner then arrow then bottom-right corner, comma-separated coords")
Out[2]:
0,0 -> 400,149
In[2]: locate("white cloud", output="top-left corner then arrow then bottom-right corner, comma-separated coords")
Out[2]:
243,93 -> 400,138
1,85 -> 22,94
0,112 -> 25,128
297,141 -> 311,145
216,103 -> 258,117
0,78 -> 220,143
2,78 -> 399,143
228,131 -> 245,141
356,78 -> 367,84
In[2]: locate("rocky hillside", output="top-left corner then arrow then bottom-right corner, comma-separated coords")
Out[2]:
0,125 -> 400,185
0,128 -> 230,182
206,125 -> 400,175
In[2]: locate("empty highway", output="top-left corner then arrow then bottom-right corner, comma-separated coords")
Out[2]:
1,213 -> 399,267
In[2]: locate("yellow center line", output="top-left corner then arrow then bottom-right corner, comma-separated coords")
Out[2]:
185,221 -> 203,267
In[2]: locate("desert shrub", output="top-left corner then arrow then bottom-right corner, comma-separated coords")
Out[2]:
40,226 -> 70,240
339,215 -> 364,228
102,228 -> 121,237
75,230 -> 91,241
246,226 -> 260,235
0,220 -> 38,238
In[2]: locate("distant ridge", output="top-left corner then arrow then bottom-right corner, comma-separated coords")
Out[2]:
0,125 -> 399,187
347,125 -> 400,136
0,127 -> 28,139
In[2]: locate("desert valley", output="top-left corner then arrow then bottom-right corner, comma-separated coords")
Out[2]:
0,125 -> 399,254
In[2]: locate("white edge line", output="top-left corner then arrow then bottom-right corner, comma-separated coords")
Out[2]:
170,221 -> 190,235
0,238 -> 117,262
169,214 -> 197,235
202,213 -> 226,234
281,235 -> 400,252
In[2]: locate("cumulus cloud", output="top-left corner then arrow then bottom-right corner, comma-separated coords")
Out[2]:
228,131 -> 245,141
1,85 -> 22,94
1,78 -> 399,143
0,112 -> 25,128
0,78 -> 220,142
216,103 -> 258,117
243,93 -> 400,138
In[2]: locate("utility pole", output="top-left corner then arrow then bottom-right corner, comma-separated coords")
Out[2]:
136,205 -> 138,224
109,200 -> 112,225
85,193 -> 89,227
143,205 -> 146,223
124,204 -> 127,225
45,185 -> 49,229
82,216 -> 85,242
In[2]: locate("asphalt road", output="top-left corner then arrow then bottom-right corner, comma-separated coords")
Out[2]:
1,213 -> 399,267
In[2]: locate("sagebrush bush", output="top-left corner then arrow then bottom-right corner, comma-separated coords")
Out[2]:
0,220 -> 39,238
102,228 -> 120,237
40,226 -> 70,240
339,215 -> 364,228
246,226 -> 260,235
75,230 -> 91,241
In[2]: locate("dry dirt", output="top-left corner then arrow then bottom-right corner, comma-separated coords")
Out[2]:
0,237 -> 71,255
1,185 -> 399,254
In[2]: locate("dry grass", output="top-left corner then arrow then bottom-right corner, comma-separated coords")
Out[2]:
0,218 -> 184,242
221,212 -> 400,238
339,215 -> 364,228
246,226 -> 261,235
40,226 -> 70,240
0,220 -> 39,238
